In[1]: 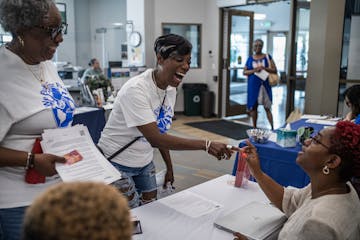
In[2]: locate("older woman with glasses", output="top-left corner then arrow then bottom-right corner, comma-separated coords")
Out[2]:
233,121 -> 360,240
343,84 -> 360,124
0,1 -> 74,239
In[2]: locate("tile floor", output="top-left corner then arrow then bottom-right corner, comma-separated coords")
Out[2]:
153,84 -> 307,193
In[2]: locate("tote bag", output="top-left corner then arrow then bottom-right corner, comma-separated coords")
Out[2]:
266,54 -> 279,86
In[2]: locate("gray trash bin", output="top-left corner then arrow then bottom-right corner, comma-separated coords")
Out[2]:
201,91 -> 215,118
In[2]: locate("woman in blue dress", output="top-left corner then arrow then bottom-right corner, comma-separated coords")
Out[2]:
243,39 -> 277,130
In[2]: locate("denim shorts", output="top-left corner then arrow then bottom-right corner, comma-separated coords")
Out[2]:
111,161 -> 157,199
0,206 -> 27,240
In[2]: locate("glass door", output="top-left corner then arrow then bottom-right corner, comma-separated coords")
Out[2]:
286,0 -> 310,116
222,9 -> 254,117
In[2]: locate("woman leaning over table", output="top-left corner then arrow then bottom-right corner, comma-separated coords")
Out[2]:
0,0 -> 74,239
97,34 -> 235,208
234,121 -> 360,240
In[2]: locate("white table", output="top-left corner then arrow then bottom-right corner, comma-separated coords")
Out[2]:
131,174 -> 270,240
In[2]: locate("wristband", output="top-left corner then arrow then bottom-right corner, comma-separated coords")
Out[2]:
205,139 -> 212,153
25,152 -> 35,170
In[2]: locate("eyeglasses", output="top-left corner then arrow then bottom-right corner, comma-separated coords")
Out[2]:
310,134 -> 330,150
35,22 -> 67,40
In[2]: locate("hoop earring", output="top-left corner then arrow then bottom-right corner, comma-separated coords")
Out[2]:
17,36 -> 24,47
322,165 -> 330,175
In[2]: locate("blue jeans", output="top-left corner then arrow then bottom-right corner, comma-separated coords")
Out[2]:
0,206 -> 27,240
111,161 -> 157,205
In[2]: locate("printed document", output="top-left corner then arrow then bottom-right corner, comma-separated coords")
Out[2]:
254,70 -> 269,81
40,124 -> 121,184
159,191 -> 222,218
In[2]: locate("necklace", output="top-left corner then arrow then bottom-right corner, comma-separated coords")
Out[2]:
152,70 -> 167,116
26,63 -> 46,85
5,43 -> 47,87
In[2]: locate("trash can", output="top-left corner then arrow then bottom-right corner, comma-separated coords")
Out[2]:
182,83 -> 207,116
201,91 -> 215,118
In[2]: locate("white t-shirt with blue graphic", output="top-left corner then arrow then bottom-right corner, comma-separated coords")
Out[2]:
98,69 -> 176,168
0,46 -> 75,208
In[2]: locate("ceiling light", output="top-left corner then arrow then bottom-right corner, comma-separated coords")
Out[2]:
254,13 -> 266,20
112,22 -> 123,26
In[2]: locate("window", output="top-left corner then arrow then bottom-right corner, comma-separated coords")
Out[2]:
162,23 -> 201,68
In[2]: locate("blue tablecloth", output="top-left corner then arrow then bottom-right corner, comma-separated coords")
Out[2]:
73,107 -> 106,144
232,118 -> 331,188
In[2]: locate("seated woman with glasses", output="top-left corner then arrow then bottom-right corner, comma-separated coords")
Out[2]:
233,121 -> 360,240
343,84 -> 360,124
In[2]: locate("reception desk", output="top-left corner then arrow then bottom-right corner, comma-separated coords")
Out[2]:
232,118 -> 333,188
73,107 -> 106,144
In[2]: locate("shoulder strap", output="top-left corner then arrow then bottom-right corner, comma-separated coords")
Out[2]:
100,136 -> 142,161
266,54 -> 272,68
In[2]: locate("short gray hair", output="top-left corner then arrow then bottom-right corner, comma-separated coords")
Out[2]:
0,0 -> 54,36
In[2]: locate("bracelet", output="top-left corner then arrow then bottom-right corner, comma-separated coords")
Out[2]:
205,139 -> 212,153
25,152 -> 35,170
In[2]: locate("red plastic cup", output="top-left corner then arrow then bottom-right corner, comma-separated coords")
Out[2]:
234,152 -> 249,188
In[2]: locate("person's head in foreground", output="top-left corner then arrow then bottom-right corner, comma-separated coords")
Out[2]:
0,0 -> 66,64
22,182 -> 132,240
153,33 -> 192,88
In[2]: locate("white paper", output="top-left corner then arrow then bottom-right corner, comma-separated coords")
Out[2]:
254,69 -> 269,81
268,132 -> 277,142
74,106 -> 99,114
40,125 -> 121,184
300,114 -> 328,120
159,190 -> 222,218
305,119 -> 337,126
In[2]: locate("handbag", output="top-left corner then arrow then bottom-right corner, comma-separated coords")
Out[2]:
266,54 -> 279,86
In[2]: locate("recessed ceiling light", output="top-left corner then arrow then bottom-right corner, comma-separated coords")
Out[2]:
112,22 -> 123,26
254,13 -> 266,20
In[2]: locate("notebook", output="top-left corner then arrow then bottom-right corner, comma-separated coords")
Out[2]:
214,201 -> 287,240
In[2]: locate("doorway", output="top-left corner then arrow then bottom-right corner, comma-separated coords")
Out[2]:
218,1 -> 310,127
219,9 -> 254,117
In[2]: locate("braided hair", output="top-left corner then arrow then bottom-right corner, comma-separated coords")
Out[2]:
154,34 -> 192,59
329,121 -> 360,196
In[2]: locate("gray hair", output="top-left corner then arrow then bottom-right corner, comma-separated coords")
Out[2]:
0,0 -> 54,36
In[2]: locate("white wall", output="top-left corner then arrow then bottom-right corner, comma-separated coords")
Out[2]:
305,0 -> 345,115
151,0 -> 220,113
89,0 -> 127,68
74,0 -> 91,68
56,0 -> 76,65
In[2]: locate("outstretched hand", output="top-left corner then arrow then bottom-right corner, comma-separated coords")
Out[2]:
241,140 -> 262,177
207,142 -> 239,160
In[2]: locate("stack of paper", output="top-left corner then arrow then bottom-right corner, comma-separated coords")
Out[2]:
41,124 -> 121,184
214,201 -> 287,240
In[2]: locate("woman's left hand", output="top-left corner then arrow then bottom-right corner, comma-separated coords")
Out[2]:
164,169 -> 174,188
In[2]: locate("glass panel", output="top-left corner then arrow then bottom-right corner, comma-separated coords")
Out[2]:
294,5 -> 310,113
272,35 -> 286,72
229,15 -> 250,106
162,23 -> 201,68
